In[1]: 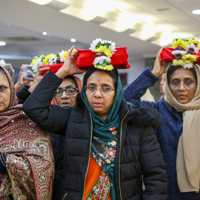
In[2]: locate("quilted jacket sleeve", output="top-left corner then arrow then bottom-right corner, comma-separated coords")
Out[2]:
23,71 -> 72,135
140,126 -> 168,200
16,85 -> 31,104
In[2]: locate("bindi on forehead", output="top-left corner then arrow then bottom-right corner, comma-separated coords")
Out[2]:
98,80 -> 100,82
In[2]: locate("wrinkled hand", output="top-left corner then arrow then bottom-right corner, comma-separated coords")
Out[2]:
56,46 -> 86,79
152,48 -> 168,77
28,66 -> 50,93
14,64 -> 33,91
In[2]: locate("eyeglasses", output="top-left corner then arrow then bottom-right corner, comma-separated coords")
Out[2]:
55,87 -> 79,97
169,79 -> 196,90
85,85 -> 115,94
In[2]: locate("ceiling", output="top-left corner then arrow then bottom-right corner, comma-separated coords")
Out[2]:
0,0 -> 200,62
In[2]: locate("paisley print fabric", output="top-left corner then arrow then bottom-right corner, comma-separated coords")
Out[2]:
0,67 -> 54,200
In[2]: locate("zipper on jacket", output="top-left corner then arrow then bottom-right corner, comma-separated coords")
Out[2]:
82,113 -> 93,200
118,110 -> 129,200
62,193 -> 67,200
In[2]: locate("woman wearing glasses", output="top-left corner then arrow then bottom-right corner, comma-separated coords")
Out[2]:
23,43 -> 167,200
123,41 -> 200,200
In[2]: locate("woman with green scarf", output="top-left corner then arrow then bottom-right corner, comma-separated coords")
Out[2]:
23,43 -> 167,200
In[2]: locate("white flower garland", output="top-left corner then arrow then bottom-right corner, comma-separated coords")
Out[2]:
93,56 -> 111,65
90,38 -> 116,71
185,43 -> 199,54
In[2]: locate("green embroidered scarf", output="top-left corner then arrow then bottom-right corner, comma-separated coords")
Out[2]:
81,69 -> 123,200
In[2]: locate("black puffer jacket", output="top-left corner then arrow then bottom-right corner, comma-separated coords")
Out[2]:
23,71 -> 167,200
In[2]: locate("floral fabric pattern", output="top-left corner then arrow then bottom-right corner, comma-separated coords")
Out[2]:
90,128 -> 118,199
86,171 -> 110,200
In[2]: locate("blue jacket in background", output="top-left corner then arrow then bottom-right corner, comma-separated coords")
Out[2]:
123,67 -> 200,200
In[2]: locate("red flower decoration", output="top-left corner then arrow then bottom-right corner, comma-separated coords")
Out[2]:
109,127 -> 115,131
105,147 -> 116,159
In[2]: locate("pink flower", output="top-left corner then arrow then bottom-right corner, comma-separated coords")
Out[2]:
105,147 -> 116,159
109,127 -> 115,131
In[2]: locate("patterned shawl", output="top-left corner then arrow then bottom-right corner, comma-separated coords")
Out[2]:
0,66 -> 54,200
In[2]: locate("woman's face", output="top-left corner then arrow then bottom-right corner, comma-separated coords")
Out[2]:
55,78 -> 78,107
169,68 -> 197,104
0,72 -> 11,111
85,70 -> 115,120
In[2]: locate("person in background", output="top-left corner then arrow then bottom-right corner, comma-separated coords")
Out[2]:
123,38 -> 200,200
0,66 -> 54,200
23,41 -> 167,200
16,64 -> 82,199
14,64 -> 33,91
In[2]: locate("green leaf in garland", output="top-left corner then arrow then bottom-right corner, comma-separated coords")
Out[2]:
102,62 -> 106,67
96,41 -> 102,48
105,61 -> 111,64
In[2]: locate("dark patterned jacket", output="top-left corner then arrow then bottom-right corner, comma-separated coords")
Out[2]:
23,71 -> 168,200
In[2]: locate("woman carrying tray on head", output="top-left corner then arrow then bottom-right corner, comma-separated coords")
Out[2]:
123,38 -> 200,200
23,38 -> 167,200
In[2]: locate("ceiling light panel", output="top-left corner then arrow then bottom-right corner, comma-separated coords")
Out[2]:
35,0 -> 198,47
28,0 -> 53,5
60,5 -> 97,21
0,41 -> 6,46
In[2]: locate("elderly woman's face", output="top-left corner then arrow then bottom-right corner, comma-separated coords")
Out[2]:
169,68 -> 197,104
55,78 -> 78,107
85,70 -> 115,120
0,72 -> 11,111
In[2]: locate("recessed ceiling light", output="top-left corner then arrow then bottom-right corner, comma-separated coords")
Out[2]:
71,38 -> 76,42
192,9 -> 200,14
0,41 -> 6,46
42,32 -> 48,35
6,23 -> 11,26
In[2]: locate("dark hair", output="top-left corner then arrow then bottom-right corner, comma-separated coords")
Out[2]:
63,75 -> 78,88
167,65 -> 197,83
83,68 -> 118,89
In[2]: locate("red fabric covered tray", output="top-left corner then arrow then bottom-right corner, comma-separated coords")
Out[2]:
160,47 -> 200,65
40,63 -> 64,76
40,46 -> 131,76
76,47 -> 131,69
160,48 -> 175,62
